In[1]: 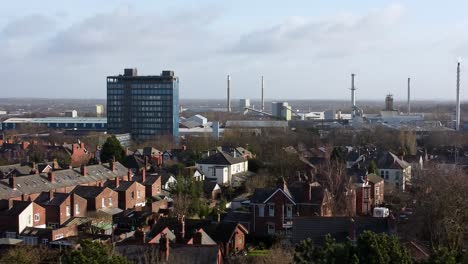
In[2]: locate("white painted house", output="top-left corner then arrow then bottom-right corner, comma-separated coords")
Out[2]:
377,152 -> 412,191
196,151 -> 248,185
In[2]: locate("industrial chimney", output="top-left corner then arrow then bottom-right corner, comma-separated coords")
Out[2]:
351,74 -> 356,118
456,61 -> 461,130
227,75 -> 231,113
261,76 -> 265,112
407,77 -> 411,115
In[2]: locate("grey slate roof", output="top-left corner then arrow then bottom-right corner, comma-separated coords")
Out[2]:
72,186 -> 108,199
197,151 -> 245,166
0,162 -> 127,200
250,188 -> 276,203
0,201 -> 31,216
34,192 -> 69,206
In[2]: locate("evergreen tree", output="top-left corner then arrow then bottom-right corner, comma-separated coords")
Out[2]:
367,160 -> 379,175
100,136 -> 125,163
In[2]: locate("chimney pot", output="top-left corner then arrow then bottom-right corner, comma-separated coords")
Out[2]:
110,156 -> 116,172
80,164 -> 87,176
9,177 -> 16,189
48,171 -> 55,183
127,169 -> 132,181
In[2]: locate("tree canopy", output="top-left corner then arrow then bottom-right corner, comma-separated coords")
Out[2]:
100,136 -> 125,163
294,231 -> 412,264
63,239 -> 128,264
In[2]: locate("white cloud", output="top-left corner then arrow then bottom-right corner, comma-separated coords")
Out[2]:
227,4 -> 405,57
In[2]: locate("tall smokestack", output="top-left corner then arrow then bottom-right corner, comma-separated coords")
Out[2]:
261,76 -> 265,112
351,73 -> 356,118
456,61 -> 461,130
227,75 -> 231,113
407,77 -> 411,115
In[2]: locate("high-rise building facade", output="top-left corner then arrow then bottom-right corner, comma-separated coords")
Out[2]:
107,68 -> 179,140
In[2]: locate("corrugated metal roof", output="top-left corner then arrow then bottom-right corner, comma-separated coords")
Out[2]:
3,117 -> 107,124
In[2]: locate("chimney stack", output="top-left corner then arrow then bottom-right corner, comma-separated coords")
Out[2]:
227,75 -> 231,113
407,77 -> 411,115
159,233 -> 170,262
110,156 -> 116,172
80,164 -> 87,176
261,76 -> 265,112
9,177 -> 16,189
49,190 -> 54,201
193,229 -> 203,245
127,169 -> 132,181
48,171 -> 55,183
115,176 -> 120,188
141,168 -> 146,183
456,61 -> 461,131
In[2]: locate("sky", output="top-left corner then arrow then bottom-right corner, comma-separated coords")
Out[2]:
1,1 -> 468,101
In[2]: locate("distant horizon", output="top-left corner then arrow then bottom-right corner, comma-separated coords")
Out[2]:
0,97 -> 462,103
1,1 -> 468,100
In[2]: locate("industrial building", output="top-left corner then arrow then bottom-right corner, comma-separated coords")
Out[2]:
1,117 -> 107,130
107,68 -> 179,140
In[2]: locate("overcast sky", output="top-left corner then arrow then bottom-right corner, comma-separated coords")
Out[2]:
1,1 -> 468,100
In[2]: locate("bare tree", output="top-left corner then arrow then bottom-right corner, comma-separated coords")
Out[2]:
408,165 -> 468,251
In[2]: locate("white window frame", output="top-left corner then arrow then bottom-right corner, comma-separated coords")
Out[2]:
286,204 -> 293,218
66,206 -> 70,216
109,197 -> 113,206
258,205 -> 265,217
137,190 -> 141,198
102,198 -> 105,207
75,203 -> 80,214
267,223 -> 275,235
268,204 -> 275,217
34,213 -> 40,222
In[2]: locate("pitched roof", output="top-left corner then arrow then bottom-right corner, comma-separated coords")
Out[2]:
34,192 -> 70,206
250,188 -> 275,203
211,222 -> 248,244
367,173 -> 384,184
292,216 -> 390,245
117,244 -> 220,264
197,151 -> 245,166
377,152 -> 410,170
72,186 -> 108,199
203,181 -> 219,194
0,201 -> 32,216
0,162 -> 127,200
143,175 -> 161,185
122,155 -> 144,170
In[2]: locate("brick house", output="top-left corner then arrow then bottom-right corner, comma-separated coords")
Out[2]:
105,178 -> 146,210
142,174 -> 162,198
354,176 -> 373,216
250,183 -> 296,236
211,222 -> 248,257
250,179 -> 332,237
367,173 -> 384,207
0,162 -> 128,203
19,225 -> 79,245
377,151 -> 412,191
72,186 -> 118,211
34,191 -> 87,227
0,201 -> 46,235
